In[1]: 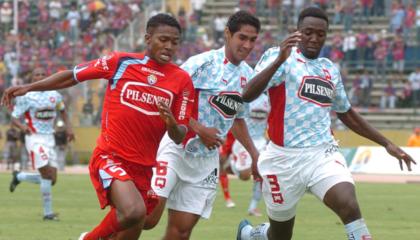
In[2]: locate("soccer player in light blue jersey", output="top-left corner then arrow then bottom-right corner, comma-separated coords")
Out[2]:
8,67 -> 74,221
236,7 -> 416,240
142,11 -> 261,240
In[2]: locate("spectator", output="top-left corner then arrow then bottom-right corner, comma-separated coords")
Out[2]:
380,80 -> 397,109
66,3 -> 81,42
408,67 -> 420,107
3,124 -> 20,170
332,0 -> 343,24
348,73 -> 362,106
373,0 -> 385,16
342,30 -> 356,68
390,1 -> 405,34
391,35 -> 405,73
407,127 -> 420,147
342,0 -> 355,32
213,13 -> 227,44
398,79 -> 413,108
54,120 -> 68,171
373,33 -> 388,80
360,0 -> 373,24
0,2 -> 13,37
403,3 -> 416,42
416,3 -> 420,45
190,0 -> 205,25
48,0 -> 62,22
356,31 -> 369,68
359,69 -> 373,108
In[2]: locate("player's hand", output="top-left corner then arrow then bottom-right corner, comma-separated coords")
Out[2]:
277,31 -> 302,63
1,85 -> 30,107
23,125 -> 34,135
197,126 -> 224,151
66,128 -> 75,142
385,143 -> 417,171
157,101 -> 177,127
251,152 -> 261,180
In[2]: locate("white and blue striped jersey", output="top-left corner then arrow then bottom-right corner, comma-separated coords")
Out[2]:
246,93 -> 269,140
254,47 -> 350,147
11,91 -> 64,134
181,47 -> 252,158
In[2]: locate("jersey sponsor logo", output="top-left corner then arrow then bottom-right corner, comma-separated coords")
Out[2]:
298,76 -> 335,107
209,91 -> 243,119
141,66 -> 165,77
94,54 -> 113,70
178,90 -> 193,120
121,82 -> 173,115
249,109 -> 268,120
34,108 -> 55,120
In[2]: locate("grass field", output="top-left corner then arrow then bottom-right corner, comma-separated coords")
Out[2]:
0,173 -> 419,240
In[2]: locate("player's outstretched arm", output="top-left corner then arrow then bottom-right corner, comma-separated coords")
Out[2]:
158,101 -> 187,144
189,119 -> 223,150
242,31 -> 302,102
337,107 -> 417,171
231,118 -> 261,179
1,70 -> 77,107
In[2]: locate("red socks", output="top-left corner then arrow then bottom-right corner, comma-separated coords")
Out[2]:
220,173 -> 231,200
83,208 -> 122,240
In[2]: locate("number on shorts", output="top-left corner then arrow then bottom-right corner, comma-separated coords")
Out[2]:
108,165 -> 127,177
267,175 -> 284,204
154,161 -> 168,188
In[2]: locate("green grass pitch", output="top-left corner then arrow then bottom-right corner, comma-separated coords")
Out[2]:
0,173 -> 419,240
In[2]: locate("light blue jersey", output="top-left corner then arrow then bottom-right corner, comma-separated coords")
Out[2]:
181,47 -> 252,158
254,47 -> 350,147
246,93 -> 269,139
12,91 -> 64,134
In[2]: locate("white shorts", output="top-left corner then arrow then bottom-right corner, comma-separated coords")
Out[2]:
258,142 -> 354,222
25,134 -> 57,169
152,164 -> 217,219
231,137 -> 267,172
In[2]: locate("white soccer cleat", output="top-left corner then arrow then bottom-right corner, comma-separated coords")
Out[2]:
78,232 -> 88,240
226,199 -> 236,208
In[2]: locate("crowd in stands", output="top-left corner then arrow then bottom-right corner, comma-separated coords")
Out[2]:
1,0 -> 420,126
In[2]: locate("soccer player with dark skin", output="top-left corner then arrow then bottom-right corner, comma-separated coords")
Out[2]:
2,14 -> 195,240
236,7 -> 416,240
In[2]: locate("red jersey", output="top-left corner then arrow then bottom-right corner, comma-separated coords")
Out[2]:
73,52 -> 194,166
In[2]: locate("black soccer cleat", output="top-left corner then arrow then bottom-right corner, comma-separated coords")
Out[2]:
43,213 -> 59,221
9,170 -> 20,192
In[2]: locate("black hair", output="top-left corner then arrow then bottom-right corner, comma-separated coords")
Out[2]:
226,10 -> 260,34
297,6 -> 329,27
146,13 -> 182,34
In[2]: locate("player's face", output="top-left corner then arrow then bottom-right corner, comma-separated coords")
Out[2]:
225,24 -> 258,65
297,16 -> 328,59
32,68 -> 47,83
145,25 -> 181,65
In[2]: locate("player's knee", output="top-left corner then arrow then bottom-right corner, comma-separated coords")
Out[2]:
337,198 -> 361,222
174,228 -> 192,240
120,204 -> 146,226
143,216 -> 159,230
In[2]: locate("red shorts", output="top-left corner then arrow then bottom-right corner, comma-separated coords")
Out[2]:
89,147 -> 158,214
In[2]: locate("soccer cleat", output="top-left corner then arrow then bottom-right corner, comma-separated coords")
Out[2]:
43,213 -> 59,221
78,232 -> 88,240
226,199 -> 236,208
236,219 -> 252,240
9,170 -> 20,192
248,208 -> 262,217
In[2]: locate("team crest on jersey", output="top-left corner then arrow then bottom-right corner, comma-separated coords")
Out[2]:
209,91 -> 243,119
298,76 -> 335,107
240,76 -> 247,88
147,74 -> 157,85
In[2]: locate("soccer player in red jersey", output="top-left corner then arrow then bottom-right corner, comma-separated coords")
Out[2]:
2,14 -> 195,240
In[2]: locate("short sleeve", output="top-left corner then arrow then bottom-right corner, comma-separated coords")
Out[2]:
253,47 -> 287,89
73,52 -> 119,82
331,69 -> 351,113
181,52 -> 213,89
11,96 -> 29,119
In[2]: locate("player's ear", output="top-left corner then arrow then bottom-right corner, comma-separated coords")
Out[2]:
145,33 -> 151,45
224,27 -> 231,41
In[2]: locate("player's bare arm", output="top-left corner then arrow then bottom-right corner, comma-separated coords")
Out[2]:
231,118 -> 261,179
337,108 -> 417,171
59,109 -> 75,142
189,119 -> 224,150
11,117 -> 33,135
1,70 -> 77,107
157,101 -> 186,144
242,31 -> 302,102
